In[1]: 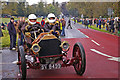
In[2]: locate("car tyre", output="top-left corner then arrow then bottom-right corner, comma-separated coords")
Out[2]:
73,42 -> 86,76
18,46 -> 26,80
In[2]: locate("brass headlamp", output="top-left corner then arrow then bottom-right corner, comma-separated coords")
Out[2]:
31,43 -> 41,54
60,41 -> 70,51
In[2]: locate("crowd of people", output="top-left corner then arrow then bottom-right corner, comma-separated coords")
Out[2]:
1,14 -> 120,50
74,17 -> 120,34
0,13 -> 67,50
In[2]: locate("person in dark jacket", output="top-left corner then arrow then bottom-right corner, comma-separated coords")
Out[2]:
0,25 -> 3,37
67,19 -> 72,29
102,19 -> 105,28
1,22 -> 6,30
111,18 -> 114,33
8,17 -> 16,50
84,19 -> 88,28
89,19 -> 92,27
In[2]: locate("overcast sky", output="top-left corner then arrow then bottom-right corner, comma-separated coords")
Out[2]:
26,0 -> 70,5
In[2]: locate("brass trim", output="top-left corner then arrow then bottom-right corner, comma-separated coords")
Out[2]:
41,34 -> 57,40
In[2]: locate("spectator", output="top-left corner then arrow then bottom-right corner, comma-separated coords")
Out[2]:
55,17 -> 61,33
118,17 -> 120,33
98,19 -> 102,29
89,19 -> 92,27
105,19 -> 108,31
5,22 -> 8,30
114,18 -> 118,35
59,19 -> 63,33
84,18 -> 88,28
102,19 -> 105,28
1,22 -> 5,30
94,18 -> 97,24
111,18 -> 114,33
67,19 -> 72,29
0,25 -> 3,37
108,18 -> 111,32
41,17 -> 45,27
61,18 -> 66,36
5,22 -> 7,25
8,17 -> 16,50
87,19 -> 89,26
18,17 -> 25,45
96,19 -> 99,28
74,17 -> 76,24
82,19 -> 84,24
14,20 -> 18,31
14,20 -> 19,42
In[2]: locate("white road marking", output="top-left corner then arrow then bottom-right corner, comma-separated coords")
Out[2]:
91,40 -> 100,46
90,49 -> 120,62
73,24 -> 89,38
78,30 -> 89,38
18,73 -> 21,76
0,63 -> 15,64
85,35 -> 89,38
0,60 -> 18,64
12,60 -> 18,64
108,57 -> 120,62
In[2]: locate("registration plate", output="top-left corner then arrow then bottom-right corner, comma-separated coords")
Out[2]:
40,64 -> 61,70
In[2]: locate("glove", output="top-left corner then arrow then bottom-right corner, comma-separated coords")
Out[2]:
25,25 -> 32,31
27,26 -> 32,31
25,32 -> 31,37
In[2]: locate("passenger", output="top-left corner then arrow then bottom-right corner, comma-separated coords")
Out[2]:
44,13 -> 60,38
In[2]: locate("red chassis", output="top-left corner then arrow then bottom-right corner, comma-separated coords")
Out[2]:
17,53 -> 80,69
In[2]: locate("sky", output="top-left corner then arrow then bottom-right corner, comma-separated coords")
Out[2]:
26,0 -> 70,5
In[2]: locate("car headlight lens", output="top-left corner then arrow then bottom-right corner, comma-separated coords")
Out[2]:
60,41 -> 70,51
31,43 -> 41,54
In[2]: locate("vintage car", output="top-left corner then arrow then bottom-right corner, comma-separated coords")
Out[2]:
17,29 -> 86,79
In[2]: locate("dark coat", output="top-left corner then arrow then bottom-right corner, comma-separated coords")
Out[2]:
18,21 -> 25,32
44,22 -> 58,32
0,26 -> 3,37
68,19 -> 71,24
111,20 -> 114,28
89,20 -> 92,24
84,20 -> 88,25
8,21 -> 16,35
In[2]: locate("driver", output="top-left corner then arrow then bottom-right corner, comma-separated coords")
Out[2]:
45,13 -> 60,37
21,14 -> 44,44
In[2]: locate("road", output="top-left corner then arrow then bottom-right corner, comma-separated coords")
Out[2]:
0,17 -> 119,80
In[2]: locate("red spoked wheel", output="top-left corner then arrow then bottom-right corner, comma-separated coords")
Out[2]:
18,46 -> 27,80
73,42 -> 86,76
